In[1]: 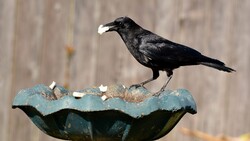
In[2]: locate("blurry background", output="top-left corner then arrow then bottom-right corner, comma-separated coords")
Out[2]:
0,0 -> 249,141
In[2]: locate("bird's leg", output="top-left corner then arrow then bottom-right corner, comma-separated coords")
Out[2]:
130,69 -> 159,88
153,70 -> 173,96
160,75 -> 172,91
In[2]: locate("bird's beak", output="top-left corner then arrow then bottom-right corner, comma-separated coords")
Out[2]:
98,22 -> 116,35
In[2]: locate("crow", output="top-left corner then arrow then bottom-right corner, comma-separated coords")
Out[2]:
98,16 -> 235,95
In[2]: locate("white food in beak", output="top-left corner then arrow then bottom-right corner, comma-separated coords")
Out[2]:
98,25 -> 109,35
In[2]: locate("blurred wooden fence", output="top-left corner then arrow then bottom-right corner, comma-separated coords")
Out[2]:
0,0 -> 249,141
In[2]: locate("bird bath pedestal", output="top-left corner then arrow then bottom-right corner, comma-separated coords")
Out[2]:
12,83 -> 196,141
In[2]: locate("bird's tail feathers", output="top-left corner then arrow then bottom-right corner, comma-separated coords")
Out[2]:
199,57 -> 235,72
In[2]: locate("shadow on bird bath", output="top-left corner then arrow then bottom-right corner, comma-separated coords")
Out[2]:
12,82 -> 196,141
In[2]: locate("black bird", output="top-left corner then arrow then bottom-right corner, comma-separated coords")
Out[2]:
98,16 -> 235,95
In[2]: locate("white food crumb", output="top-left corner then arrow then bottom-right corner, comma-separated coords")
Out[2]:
98,25 -> 109,35
73,92 -> 86,98
99,85 -> 108,92
101,95 -> 107,101
49,81 -> 56,90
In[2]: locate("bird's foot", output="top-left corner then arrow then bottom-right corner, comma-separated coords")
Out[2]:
153,88 -> 165,96
129,84 -> 145,89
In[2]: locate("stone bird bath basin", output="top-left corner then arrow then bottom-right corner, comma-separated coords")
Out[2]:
12,83 -> 196,141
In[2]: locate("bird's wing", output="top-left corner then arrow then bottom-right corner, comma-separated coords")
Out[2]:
139,37 -> 202,65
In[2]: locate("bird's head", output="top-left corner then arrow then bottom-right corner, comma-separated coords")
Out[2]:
98,16 -> 139,35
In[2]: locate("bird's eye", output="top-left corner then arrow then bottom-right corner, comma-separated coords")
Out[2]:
114,20 -> 122,25
118,21 -> 122,26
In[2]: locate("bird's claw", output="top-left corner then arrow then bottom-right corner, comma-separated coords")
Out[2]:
153,88 -> 165,96
129,84 -> 144,89
153,92 -> 161,96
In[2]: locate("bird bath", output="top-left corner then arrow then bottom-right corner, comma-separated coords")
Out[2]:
12,83 -> 197,141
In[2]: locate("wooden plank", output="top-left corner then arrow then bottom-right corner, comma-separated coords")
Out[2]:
40,0 -> 70,86
225,0 -> 250,136
189,0 -> 242,137
7,1 -> 46,141
0,1 -> 16,141
70,0 -> 99,89
172,0 -> 243,140
166,0 -> 248,140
